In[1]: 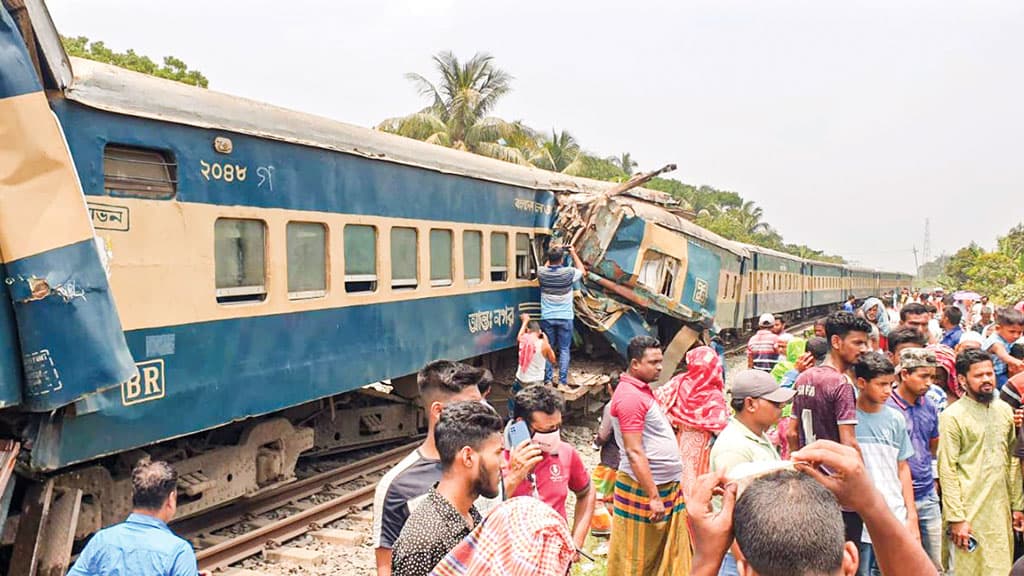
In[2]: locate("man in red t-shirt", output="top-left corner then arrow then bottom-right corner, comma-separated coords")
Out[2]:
504,384 -> 595,549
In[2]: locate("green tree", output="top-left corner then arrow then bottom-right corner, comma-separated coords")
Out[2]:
997,223 -> 1024,270
941,243 -> 984,289
610,152 -> 638,176
964,252 -> 1022,297
728,201 -> 770,235
576,155 -> 627,181
529,129 -> 584,174
377,51 -> 527,163
60,35 -> 208,87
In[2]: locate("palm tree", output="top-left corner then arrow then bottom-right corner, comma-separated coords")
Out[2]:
530,130 -> 584,175
377,51 -> 527,163
729,201 -> 770,235
611,152 -> 638,176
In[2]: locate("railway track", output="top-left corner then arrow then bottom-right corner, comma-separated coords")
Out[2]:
174,441 -> 417,572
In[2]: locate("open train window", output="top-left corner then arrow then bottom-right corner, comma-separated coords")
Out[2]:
344,225 -> 378,293
515,233 -> 536,280
638,251 -> 679,298
490,232 -> 508,282
430,229 -> 453,287
463,231 -> 482,285
104,145 -> 177,199
391,227 -> 418,290
215,219 -> 266,304
287,222 -> 327,299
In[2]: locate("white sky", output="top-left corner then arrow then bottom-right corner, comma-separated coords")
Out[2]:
46,0 -> 1024,273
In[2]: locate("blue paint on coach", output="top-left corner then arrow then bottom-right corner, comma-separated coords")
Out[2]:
30,287 -> 536,470
53,102 -> 557,229
0,264 -> 23,408
6,239 -> 136,411
0,7 -> 40,99
681,241 -> 720,321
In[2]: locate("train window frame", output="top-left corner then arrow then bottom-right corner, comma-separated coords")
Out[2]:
286,221 -> 328,300
215,218 -> 267,304
515,233 -> 536,280
104,144 -> 178,199
430,229 -> 454,287
463,230 -> 483,285
344,224 -> 378,294
390,227 -> 418,291
638,250 -> 680,298
490,232 -> 509,282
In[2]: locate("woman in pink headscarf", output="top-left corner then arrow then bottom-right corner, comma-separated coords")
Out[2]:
654,346 -> 729,490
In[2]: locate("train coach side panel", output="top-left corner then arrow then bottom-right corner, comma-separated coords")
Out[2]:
29,287 -> 537,470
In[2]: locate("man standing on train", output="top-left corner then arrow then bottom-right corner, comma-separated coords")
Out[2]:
68,460 -> 211,576
538,245 -> 586,386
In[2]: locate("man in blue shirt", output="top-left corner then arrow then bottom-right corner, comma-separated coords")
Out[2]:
537,246 -> 585,386
940,307 -> 964,349
69,459 -> 209,576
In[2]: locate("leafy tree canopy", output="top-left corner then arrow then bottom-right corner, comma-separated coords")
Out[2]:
61,35 -> 208,88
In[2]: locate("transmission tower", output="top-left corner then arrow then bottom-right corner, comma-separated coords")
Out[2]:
923,218 -> 932,263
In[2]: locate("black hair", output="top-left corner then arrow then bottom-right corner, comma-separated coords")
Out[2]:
435,401 -> 503,470
477,369 -> 493,396
418,360 -> 485,401
900,303 -> 928,321
943,306 -> 962,326
775,317 -> 787,327
942,294 -> 956,306
526,320 -> 541,332
1010,343 -> 1024,361
513,384 -> 565,422
996,307 -> 1024,327
733,471 -> 844,576
886,326 -> 928,354
925,304 -> 937,314
847,295 -> 856,301
806,337 -> 829,362
956,348 -> 994,377
545,247 -> 565,265
824,311 -> 871,341
627,335 -> 661,363
729,396 -> 746,413
854,351 -> 895,381
131,459 -> 178,510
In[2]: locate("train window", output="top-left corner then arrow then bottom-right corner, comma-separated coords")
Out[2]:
391,227 -> 418,290
638,251 -> 679,298
490,232 -> 508,282
344,224 -> 378,293
287,222 -> 327,300
430,229 -> 453,287
463,231 -> 482,285
215,218 -> 266,304
515,233 -> 535,280
104,145 -> 177,199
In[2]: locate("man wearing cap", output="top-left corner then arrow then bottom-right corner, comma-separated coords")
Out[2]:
710,369 -> 795,576
747,314 -> 781,373
887,347 -> 942,570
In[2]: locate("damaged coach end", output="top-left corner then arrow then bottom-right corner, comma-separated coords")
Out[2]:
556,183 -> 749,382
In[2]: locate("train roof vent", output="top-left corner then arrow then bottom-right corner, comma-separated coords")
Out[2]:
104,145 -> 177,199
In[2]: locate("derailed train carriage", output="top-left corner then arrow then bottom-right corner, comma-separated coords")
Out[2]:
0,0 -> 911,572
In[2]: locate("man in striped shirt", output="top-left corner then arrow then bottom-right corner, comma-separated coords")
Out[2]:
747,314 -> 781,372
538,246 -> 585,386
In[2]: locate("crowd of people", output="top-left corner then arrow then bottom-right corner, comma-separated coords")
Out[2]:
66,274 -> 1024,576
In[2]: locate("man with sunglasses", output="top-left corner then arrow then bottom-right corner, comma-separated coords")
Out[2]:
504,384 -> 595,550
710,369 -> 796,576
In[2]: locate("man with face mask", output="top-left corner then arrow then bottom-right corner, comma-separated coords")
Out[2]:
503,384 -> 595,549
391,401 -> 504,576
373,361 -> 484,576
938,348 -> 1024,576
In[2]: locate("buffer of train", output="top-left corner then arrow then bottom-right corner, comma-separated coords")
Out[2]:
0,1 -> 911,572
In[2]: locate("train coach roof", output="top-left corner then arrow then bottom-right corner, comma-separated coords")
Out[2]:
617,198 -> 749,258
64,57 -> 678,201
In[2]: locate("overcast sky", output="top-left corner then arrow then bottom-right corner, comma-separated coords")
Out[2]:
47,0 -> 1024,273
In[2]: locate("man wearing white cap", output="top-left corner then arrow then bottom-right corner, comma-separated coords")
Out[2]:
710,369 -> 796,576
747,314 -> 781,373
